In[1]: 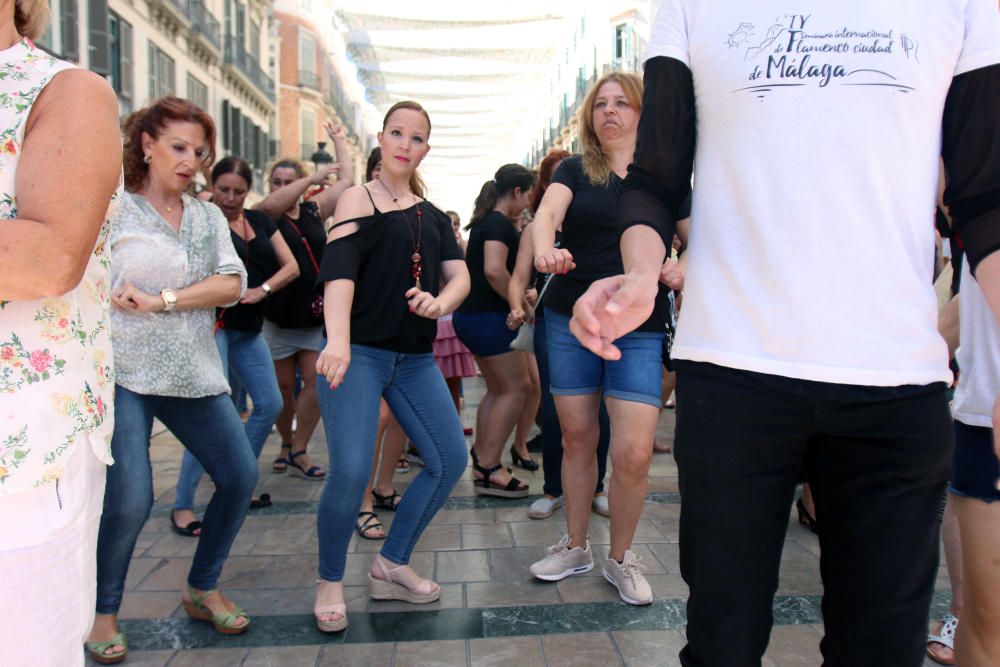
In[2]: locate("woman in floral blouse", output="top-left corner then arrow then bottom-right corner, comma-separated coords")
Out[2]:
0,4 -> 122,666
85,97 -> 257,663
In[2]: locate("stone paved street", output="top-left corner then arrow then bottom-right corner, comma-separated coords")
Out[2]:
92,377 -> 952,666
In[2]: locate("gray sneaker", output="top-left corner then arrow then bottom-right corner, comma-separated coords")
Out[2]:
529,535 -> 593,581
602,550 -> 653,605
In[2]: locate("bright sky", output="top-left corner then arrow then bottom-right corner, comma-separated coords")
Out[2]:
334,0 -> 602,216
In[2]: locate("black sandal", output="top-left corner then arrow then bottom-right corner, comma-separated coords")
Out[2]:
356,511 -> 386,540
371,489 -> 402,512
289,450 -> 325,480
272,443 -> 292,473
170,509 -> 202,537
473,460 -> 530,498
249,493 -> 272,510
511,450 -> 540,472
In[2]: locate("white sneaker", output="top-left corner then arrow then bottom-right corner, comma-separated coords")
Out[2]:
528,496 -> 563,520
592,493 -> 610,517
603,550 -> 653,605
529,535 -> 593,581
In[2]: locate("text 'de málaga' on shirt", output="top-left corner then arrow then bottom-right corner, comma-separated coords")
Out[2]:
644,0 -> 1000,386
110,192 -> 247,397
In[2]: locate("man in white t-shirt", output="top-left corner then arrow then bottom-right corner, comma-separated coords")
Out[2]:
570,1 -> 1000,665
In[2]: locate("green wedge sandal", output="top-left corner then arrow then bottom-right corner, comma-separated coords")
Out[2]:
85,632 -> 128,665
182,584 -> 251,635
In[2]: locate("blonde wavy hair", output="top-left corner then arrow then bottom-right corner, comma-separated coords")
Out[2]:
577,71 -> 643,186
16,0 -> 50,40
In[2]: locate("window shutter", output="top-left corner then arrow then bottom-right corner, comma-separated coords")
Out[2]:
88,0 -> 111,75
221,100 -> 231,150
61,0 -> 80,62
120,19 -> 133,114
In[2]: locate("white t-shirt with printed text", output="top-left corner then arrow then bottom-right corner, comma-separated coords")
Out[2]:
651,0 -> 1000,386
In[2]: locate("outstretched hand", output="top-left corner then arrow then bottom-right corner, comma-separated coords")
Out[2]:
534,248 -> 575,275
111,283 -> 163,313
317,336 -> 350,389
324,121 -> 346,143
406,287 -> 443,320
570,273 -> 658,360
660,258 -> 685,290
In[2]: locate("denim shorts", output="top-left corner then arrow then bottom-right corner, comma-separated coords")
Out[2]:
543,307 -> 664,408
452,310 -> 517,358
950,421 -> 1000,503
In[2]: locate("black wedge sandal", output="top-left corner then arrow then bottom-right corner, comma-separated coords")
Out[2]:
371,488 -> 402,511
472,459 -> 530,498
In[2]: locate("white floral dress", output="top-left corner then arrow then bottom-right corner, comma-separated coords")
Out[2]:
0,39 -> 119,498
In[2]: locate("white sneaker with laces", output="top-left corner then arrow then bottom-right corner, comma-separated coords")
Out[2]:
529,535 -> 593,581
603,550 -> 653,605
528,496 -> 564,520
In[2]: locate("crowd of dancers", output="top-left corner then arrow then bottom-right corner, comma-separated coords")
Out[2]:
3,1 -> 1000,666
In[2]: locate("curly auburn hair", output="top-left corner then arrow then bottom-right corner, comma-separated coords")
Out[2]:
122,96 -> 216,192
529,148 -> 570,213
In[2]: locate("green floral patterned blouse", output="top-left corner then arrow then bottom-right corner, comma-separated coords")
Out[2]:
0,39 -> 120,496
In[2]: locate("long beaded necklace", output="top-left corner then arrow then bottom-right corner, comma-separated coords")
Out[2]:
378,178 -> 423,290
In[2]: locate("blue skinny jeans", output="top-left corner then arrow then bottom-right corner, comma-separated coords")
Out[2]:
95,385 -> 258,613
174,329 -> 282,510
316,343 -> 467,581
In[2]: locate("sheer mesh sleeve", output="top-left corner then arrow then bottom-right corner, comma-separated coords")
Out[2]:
617,56 -> 696,255
942,63 -> 1000,275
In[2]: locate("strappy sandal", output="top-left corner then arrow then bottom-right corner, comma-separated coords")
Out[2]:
314,580 -> 348,633
356,511 -> 386,540
170,509 -> 201,537
272,443 -> 292,472
371,488 -> 402,511
182,584 -> 250,635
927,613 -> 958,665
289,450 -> 325,480
85,632 -> 128,665
368,555 -> 440,604
473,459 -> 530,498
511,449 -> 540,472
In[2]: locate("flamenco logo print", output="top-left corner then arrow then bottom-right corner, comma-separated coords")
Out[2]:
727,14 -> 919,99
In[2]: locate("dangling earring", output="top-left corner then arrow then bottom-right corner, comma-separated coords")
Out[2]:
143,154 -> 152,164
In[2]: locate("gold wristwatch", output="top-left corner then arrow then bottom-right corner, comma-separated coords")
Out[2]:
160,288 -> 178,312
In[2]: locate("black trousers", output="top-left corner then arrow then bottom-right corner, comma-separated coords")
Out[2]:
673,361 -> 952,667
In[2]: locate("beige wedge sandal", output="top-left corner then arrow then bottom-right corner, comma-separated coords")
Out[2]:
368,555 -> 441,604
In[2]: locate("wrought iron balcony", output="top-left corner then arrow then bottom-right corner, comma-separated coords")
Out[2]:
189,0 -> 222,52
299,69 -> 321,92
224,36 -> 274,99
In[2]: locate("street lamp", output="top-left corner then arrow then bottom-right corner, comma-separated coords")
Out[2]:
311,141 -> 334,168
305,141 -> 335,202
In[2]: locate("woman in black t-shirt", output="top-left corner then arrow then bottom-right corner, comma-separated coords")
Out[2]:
171,156 -> 302,532
252,123 -> 354,481
528,72 -> 675,605
452,164 -> 537,499
311,101 -> 470,634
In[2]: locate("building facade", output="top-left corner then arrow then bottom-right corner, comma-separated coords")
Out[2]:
529,0 -> 659,166
272,1 -> 372,180
38,0 -> 277,191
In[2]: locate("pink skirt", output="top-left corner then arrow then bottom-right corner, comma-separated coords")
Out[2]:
434,315 -> 477,378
